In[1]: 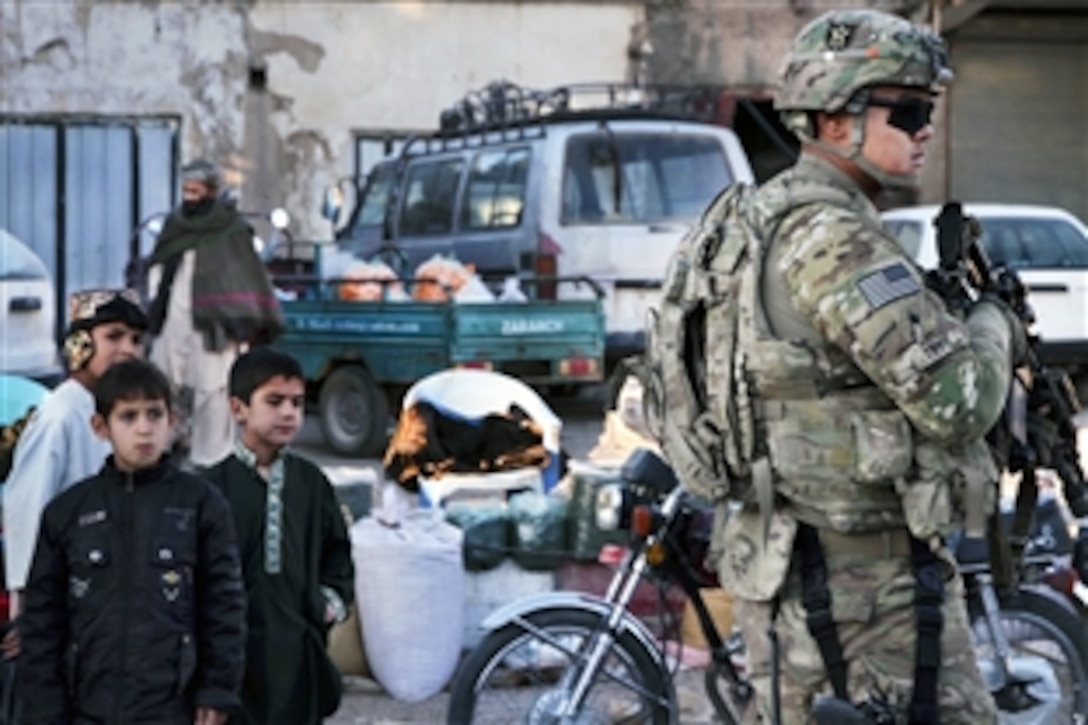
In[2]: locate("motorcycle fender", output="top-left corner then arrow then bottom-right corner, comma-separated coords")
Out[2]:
480,590 -> 669,672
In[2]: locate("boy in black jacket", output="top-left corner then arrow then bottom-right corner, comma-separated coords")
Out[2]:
203,347 -> 354,724
19,359 -> 247,725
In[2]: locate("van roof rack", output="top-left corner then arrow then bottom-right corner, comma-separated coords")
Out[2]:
392,80 -> 733,158
435,79 -> 731,135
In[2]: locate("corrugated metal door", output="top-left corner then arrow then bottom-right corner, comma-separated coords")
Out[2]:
947,13 -> 1088,221
0,117 -> 177,336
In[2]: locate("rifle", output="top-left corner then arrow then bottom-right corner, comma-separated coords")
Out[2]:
927,202 -> 1088,583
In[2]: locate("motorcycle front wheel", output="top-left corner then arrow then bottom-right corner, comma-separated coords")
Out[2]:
970,587 -> 1088,723
446,607 -> 673,725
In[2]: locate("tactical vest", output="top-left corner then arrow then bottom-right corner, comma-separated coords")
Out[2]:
645,178 -> 991,537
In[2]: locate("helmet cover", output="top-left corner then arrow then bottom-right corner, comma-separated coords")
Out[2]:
774,9 -> 952,116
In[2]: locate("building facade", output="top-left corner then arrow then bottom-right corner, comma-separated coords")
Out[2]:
1,0 -> 1084,320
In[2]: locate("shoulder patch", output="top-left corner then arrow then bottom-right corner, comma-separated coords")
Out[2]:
856,262 -> 920,310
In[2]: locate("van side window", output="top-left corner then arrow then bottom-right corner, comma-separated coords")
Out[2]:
460,147 -> 529,230
398,158 -> 464,237
561,132 -> 731,225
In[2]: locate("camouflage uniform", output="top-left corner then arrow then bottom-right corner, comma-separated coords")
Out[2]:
712,10 -> 1013,723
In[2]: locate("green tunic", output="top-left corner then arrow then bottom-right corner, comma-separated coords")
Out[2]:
204,452 -> 354,724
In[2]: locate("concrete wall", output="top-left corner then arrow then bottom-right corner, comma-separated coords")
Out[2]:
644,0 -> 927,90
641,0 -> 941,203
0,0 -> 643,239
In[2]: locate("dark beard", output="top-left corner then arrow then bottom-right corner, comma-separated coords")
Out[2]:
181,197 -> 215,217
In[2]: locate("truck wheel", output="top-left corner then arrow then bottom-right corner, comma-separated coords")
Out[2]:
318,366 -> 390,457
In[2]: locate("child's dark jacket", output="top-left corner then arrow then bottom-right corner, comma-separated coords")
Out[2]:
203,451 -> 354,725
19,456 -> 247,724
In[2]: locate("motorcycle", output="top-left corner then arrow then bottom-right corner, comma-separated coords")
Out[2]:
1011,492 -> 1088,620
447,448 -> 1088,724
447,447 -> 750,724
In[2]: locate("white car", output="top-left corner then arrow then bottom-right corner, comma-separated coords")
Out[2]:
881,203 -> 1088,382
0,229 -> 61,384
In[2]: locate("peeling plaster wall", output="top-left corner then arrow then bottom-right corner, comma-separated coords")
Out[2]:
645,0 -> 927,90
246,1 -> 643,239
0,1 -> 642,241
0,1 -> 248,164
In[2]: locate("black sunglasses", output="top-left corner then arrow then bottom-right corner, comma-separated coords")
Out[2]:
868,97 -> 935,136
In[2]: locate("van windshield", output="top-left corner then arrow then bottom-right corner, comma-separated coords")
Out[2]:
979,217 -> 1088,270
354,163 -> 398,229
561,132 -> 731,225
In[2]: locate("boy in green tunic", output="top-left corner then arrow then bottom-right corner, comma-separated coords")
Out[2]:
203,347 -> 354,724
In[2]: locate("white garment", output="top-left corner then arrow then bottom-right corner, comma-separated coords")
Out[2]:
149,250 -> 238,468
3,379 -> 110,590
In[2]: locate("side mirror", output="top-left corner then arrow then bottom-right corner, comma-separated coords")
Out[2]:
270,207 -> 290,230
322,187 -> 344,224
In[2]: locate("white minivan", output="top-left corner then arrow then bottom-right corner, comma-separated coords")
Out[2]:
330,83 -> 756,366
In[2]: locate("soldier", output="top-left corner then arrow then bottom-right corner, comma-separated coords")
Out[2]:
713,10 -> 1021,724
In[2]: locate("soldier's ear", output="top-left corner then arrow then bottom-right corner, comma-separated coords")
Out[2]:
814,111 -> 851,144
91,413 -> 110,441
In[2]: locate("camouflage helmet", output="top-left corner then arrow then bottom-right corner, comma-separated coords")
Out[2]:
774,9 -> 952,115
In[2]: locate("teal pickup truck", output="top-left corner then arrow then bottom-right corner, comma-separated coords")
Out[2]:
271,275 -> 606,457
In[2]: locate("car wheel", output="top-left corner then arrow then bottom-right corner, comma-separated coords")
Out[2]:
318,366 -> 390,457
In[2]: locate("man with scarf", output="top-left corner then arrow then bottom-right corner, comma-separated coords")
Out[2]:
148,159 -> 285,469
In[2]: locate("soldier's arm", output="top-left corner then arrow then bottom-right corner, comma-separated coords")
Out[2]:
775,204 -> 1014,444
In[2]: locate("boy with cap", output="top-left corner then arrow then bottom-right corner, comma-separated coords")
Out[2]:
3,288 -> 147,622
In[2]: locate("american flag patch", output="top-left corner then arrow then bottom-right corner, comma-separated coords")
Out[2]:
856,263 -> 920,309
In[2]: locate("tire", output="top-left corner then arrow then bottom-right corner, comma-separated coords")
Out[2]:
318,365 -> 390,457
969,585 -> 1088,722
446,607 -> 672,725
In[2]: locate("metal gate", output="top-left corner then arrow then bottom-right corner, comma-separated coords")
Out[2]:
947,13 -> 1088,222
0,116 -> 178,336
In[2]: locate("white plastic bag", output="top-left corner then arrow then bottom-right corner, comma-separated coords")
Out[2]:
351,507 -> 464,702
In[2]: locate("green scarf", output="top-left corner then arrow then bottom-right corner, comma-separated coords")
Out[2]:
149,202 -> 285,351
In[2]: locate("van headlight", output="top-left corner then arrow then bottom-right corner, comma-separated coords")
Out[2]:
595,483 -> 626,531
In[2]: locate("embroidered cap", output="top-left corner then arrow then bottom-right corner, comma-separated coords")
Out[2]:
68,288 -> 148,332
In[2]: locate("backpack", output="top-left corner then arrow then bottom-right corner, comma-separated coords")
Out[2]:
641,183 -> 762,503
